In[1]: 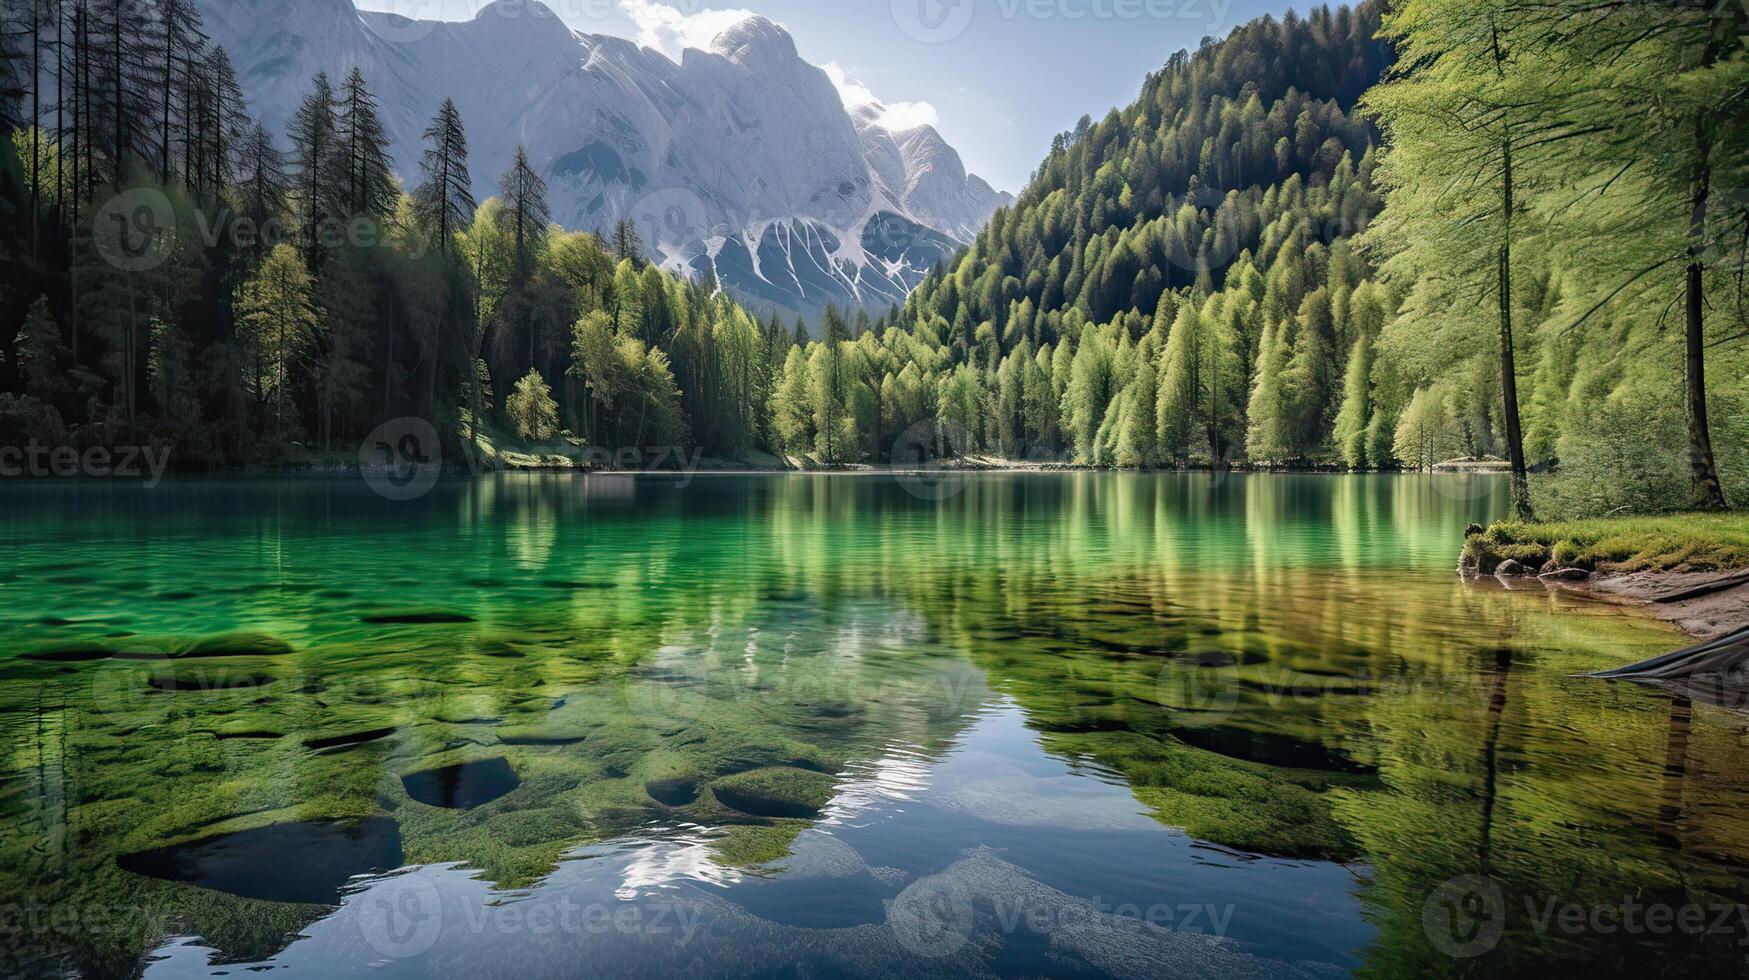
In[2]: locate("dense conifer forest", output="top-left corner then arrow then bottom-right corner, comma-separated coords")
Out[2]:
1,0 -> 1745,516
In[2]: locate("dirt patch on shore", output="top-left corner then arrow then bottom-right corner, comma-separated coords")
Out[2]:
1545,570 -> 1749,640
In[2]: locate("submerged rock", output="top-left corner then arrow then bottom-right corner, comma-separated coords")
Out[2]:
361,611 -> 476,625
19,643 -> 116,663
148,671 -> 276,692
710,767 -> 837,819
302,727 -> 396,751
402,757 -> 520,809
117,817 -> 403,904
174,633 -> 295,659
646,778 -> 700,808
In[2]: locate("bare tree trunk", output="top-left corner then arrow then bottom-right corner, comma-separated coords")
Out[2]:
54,0 -> 64,229
1492,22 -> 1532,520
160,0 -> 173,183
1684,97 -> 1729,509
29,0 -> 40,257
111,0 -> 121,172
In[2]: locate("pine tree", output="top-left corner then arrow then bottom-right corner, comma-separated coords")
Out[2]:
15,296 -> 67,403
415,98 -> 473,256
1332,334 -> 1374,468
610,217 -> 643,265
1247,318 -> 1292,464
238,244 -> 318,434
1367,0 -> 1556,516
1156,304 -> 1203,461
238,122 -> 288,257
769,346 -> 814,458
499,145 -> 550,285
507,368 -> 559,441
288,72 -> 339,260
337,67 -> 395,223
147,316 -> 196,424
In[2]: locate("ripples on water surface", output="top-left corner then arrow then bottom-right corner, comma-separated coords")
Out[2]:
2,473 -> 1747,978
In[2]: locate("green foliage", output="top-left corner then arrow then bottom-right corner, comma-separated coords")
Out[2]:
1531,394 -> 1690,518
237,244 -> 319,433
3,0 -> 1745,505
506,369 -> 559,442
1473,514 -> 1749,574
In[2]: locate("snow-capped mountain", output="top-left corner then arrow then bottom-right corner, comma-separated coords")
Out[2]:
195,0 -> 1013,323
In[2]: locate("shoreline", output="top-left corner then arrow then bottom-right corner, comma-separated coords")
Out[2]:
1,458 -> 1513,482
1461,519 -> 1749,641
1526,570 -> 1749,640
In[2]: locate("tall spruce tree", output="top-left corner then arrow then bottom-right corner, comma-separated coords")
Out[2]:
415,98 -> 473,256
288,71 -> 339,262
336,67 -> 395,223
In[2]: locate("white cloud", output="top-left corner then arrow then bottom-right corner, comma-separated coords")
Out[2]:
617,0 -> 757,61
824,62 -> 939,133
616,5 -> 940,133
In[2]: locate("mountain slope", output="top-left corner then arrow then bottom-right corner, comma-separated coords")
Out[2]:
196,0 -> 1012,324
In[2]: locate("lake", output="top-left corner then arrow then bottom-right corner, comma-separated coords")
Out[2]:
2,473 -> 1746,978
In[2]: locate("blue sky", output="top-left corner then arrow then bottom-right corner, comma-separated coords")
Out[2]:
357,0 -> 1296,193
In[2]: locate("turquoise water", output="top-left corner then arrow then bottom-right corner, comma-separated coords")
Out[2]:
2,473 -> 1746,978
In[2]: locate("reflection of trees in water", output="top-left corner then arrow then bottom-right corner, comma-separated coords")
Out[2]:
3,474 -> 1747,976
1657,696 -> 1693,852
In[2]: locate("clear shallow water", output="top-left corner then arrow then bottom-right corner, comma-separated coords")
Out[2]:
2,473 -> 1747,978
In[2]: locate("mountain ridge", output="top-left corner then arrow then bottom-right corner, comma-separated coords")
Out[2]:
196,0 -> 1012,324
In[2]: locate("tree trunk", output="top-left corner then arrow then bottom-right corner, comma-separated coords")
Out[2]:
1492,24 -> 1532,520
161,1 -> 173,184
112,0 -> 122,172
1683,84 -> 1730,509
29,0 -> 40,257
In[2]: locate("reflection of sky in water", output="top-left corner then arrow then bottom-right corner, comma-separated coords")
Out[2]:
141,703 -> 1369,979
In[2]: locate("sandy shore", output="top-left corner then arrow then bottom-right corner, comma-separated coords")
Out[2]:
1528,570 -> 1749,640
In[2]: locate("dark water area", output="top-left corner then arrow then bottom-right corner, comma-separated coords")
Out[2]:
2,473 -> 1746,978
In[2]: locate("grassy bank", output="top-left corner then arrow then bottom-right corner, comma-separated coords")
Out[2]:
1464,513 -> 1749,575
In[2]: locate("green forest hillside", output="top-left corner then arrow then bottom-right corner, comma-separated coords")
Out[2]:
1,0 -> 1745,517
852,0 -> 1746,515
0,3 -> 788,469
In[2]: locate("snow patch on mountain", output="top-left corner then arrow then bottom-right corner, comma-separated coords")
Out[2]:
196,0 -> 1012,322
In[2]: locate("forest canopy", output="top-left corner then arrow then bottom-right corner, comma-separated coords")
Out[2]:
0,0 -> 1744,517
